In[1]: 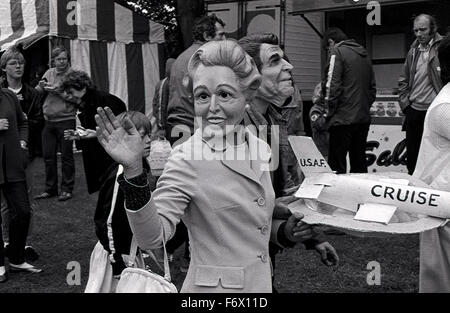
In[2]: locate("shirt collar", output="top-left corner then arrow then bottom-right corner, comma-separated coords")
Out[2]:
418,38 -> 434,52
193,127 -> 272,162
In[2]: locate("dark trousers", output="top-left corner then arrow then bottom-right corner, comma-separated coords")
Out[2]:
404,108 -> 427,175
42,119 -> 76,194
328,123 -> 370,174
0,181 -> 31,266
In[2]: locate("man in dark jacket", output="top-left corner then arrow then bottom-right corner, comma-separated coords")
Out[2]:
324,27 -> 376,174
398,14 -> 443,175
60,70 -> 126,194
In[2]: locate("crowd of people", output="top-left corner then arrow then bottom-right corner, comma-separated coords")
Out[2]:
0,11 -> 449,293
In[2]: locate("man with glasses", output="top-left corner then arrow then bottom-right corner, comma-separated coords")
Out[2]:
35,47 -> 76,202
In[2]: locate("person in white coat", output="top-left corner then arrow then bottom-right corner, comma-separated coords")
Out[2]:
413,34 -> 450,292
94,40 -> 322,292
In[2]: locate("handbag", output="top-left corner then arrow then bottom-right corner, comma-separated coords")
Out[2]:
115,236 -> 177,293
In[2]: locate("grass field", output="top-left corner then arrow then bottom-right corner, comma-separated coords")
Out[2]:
0,154 -> 420,293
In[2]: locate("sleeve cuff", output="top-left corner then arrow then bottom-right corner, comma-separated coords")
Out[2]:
117,169 -> 151,211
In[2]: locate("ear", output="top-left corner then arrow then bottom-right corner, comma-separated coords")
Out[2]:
182,74 -> 193,96
245,76 -> 262,101
248,76 -> 262,92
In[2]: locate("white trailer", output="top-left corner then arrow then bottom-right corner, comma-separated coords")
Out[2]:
205,0 -> 323,101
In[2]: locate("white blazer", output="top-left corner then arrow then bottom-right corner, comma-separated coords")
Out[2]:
126,128 -> 285,293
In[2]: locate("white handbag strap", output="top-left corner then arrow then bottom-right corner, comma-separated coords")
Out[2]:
158,77 -> 167,129
128,237 -> 172,282
106,165 -> 123,261
161,234 -> 173,282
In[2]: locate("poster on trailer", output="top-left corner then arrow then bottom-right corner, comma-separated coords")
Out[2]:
366,95 -> 407,173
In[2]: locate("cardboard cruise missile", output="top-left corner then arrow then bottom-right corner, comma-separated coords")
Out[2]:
287,136 -> 448,234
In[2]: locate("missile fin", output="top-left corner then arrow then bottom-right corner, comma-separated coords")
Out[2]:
354,203 -> 398,225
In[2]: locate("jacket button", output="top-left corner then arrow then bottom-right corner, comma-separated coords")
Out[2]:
260,225 -> 269,235
259,254 -> 268,263
257,197 -> 266,206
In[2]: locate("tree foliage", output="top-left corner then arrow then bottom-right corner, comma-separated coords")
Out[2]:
121,0 -> 206,56
123,0 -> 178,32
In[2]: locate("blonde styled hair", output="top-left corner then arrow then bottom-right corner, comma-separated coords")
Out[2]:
185,40 -> 261,102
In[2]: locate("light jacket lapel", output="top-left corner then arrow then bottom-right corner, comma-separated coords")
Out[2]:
247,128 -> 272,181
221,129 -> 271,184
221,157 -> 261,185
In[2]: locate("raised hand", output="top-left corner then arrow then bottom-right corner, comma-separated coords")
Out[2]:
95,107 -> 143,177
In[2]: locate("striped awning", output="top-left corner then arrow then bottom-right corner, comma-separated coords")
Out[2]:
0,0 -> 49,52
49,0 -> 164,44
1,0 -> 165,117
0,0 -> 165,52
51,37 -> 161,117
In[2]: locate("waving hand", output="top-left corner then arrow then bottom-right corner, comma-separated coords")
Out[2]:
95,107 -> 144,177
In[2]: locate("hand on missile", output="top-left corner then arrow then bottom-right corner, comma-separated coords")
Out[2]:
284,212 -> 316,243
273,196 -> 297,219
314,241 -> 339,266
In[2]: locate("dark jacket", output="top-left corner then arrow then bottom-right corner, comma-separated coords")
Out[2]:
0,89 -> 28,184
243,103 -> 298,197
95,161 -> 150,275
77,88 -> 126,193
94,163 -> 130,275
398,33 -> 443,111
324,39 -> 377,127
2,83 -> 45,158
167,43 -> 202,136
243,101 -> 326,256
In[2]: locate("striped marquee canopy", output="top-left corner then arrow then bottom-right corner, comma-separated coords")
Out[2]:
0,0 -> 165,115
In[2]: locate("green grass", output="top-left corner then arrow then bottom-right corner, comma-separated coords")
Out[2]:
0,154 -> 419,293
